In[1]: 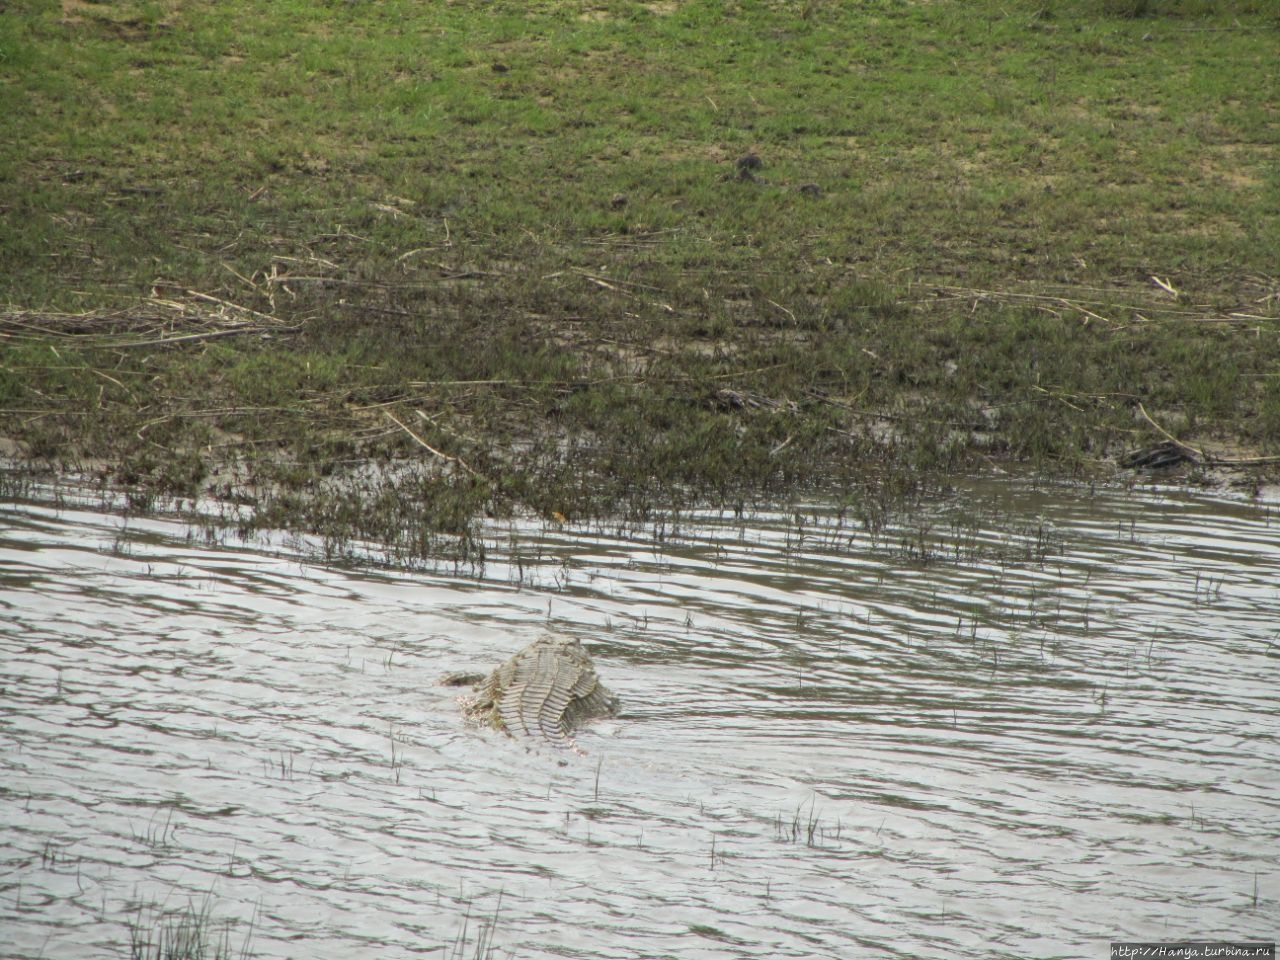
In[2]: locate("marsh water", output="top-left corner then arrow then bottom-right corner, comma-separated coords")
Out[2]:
2,476 -> 1278,959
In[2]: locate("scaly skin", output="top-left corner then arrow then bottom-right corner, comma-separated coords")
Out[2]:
446,635 -> 619,750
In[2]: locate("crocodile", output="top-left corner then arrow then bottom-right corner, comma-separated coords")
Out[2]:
442,635 -> 620,750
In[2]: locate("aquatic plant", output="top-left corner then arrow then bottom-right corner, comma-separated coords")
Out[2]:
126,894 -> 255,960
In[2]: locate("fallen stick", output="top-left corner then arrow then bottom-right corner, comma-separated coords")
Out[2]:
1132,404 -> 1280,466
384,410 -> 481,478
1137,402 -> 1206,462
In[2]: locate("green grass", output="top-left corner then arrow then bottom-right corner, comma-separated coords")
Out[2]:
1,0 -> 1277,556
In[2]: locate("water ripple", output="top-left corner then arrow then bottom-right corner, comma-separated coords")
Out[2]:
1,479 -> 1278,957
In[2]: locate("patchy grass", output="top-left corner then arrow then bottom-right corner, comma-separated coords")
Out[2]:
1,0 -> 1277,557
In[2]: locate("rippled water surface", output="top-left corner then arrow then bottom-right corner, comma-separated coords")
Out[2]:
2,478 -> 1278,959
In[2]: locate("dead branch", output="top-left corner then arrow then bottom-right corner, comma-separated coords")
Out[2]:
0,293 -> 298,349
384,410 -> 482,479
106,326 -> 287,349
1137,402 -> 1206,462
182,289 -> 286,324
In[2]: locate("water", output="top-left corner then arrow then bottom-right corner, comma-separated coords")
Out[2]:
2,478 -> 1278,959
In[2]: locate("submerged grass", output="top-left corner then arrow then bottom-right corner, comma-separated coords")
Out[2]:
126,894 -> 255,960
447,892 -> 505,960
2,0 -> 1277,556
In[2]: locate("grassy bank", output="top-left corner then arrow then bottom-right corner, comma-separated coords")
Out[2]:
2,0 -> 1277,559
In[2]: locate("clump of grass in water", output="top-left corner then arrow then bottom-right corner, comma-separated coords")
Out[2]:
131,805 -> 178,849
126,894 -> 256,960
775,795 -> 842,847
448,891 -> 504,960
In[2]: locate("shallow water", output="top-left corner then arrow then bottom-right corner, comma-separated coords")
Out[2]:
2,477 -> 1278,959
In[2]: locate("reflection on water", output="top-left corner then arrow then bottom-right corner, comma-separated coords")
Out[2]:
2,478 -> 1278,958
